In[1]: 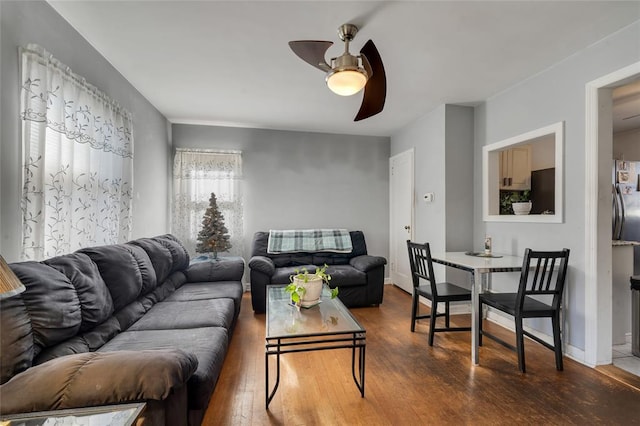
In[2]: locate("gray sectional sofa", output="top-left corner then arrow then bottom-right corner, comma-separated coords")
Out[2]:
249,230 -> 386,312
0,234 -> 244,426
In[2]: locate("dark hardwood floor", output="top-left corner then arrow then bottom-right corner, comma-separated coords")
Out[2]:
203,285 -> 640,425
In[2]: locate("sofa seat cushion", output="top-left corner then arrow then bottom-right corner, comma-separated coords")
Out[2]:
128,299 -> 235,331
326,265 -> 367,287
99,327 -> 228,411
271,265 -> 317,284
166,282 -> 243,316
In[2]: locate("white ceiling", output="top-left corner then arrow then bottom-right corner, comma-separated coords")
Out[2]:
48,1 -> 640,137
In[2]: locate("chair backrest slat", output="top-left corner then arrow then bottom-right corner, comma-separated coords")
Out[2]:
406,241 -> 438,297
517,248 -> 570,313
544,258 -> 556,291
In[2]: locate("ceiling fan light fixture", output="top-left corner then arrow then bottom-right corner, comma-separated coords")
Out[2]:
326,68 -> 368,96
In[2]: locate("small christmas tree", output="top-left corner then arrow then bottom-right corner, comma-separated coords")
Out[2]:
195,193 -> 232,259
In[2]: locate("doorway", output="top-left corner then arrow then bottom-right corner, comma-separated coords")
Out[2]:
389,149 -> 414,293
585,62 -> 640,373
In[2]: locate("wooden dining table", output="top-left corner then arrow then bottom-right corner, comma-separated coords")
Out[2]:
429,251 -> 524,365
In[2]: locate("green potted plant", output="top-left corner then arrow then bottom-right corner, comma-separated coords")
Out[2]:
501,189 -> 531,215
285,264 -> 338,308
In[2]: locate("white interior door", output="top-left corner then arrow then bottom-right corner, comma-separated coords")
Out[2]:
390,149 -> 414,293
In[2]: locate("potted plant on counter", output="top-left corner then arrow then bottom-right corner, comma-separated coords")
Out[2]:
504,190 -> 532,215
286,264 -> 338,309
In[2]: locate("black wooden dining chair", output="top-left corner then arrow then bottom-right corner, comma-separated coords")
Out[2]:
406,241 -> 471,346
478,248 -> 570,372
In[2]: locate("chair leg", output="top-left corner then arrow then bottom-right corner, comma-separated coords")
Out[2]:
515,316 -> 526,373
411,292 -> 418,332
478,301 -> 483,347
445,302 -> 450,328
428,300 -> 438,346
552,312 -> 564,371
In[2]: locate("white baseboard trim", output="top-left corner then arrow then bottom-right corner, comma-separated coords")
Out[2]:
384,277 -> 392,284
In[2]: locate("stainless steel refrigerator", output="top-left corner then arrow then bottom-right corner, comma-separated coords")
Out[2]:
613,160 -> 640,274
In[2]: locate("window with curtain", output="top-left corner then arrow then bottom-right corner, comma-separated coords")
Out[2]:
172,149 -> 243,258
20,44 -> 134,260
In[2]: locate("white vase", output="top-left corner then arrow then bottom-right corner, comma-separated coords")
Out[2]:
292,275 -> 323,307
512,201 -> 532,215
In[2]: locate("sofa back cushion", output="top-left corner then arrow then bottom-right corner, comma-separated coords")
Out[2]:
129,238 -> 173,283
79,244 -> 153,312
0,295 -> 34,384
251,231 -> 368,266
153,234 -> 190,272
45,253 -> 114,332
9,262 -> 82,357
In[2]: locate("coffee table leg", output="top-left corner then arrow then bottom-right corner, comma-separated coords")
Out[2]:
351,334 -> 365,397
265,339 -> 281,409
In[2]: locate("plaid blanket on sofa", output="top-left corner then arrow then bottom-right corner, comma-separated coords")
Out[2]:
267,229 -> 353,254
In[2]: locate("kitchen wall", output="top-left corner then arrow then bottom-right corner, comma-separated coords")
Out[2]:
172,124 -> 390,274
530,135 -> 555,171
0,1 -> 171,260
613,128 -> 640,160
474,20 -> 640,358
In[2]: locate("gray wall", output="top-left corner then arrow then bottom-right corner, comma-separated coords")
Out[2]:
473,20 -> 640,354
390,104 -> 474,285
390,105 -> 474,252
391,105 -> 447,249
445,105 -> 475,253
0,1 -> 171,261
172,124 -> 390,271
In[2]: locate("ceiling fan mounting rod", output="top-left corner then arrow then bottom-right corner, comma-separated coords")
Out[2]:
333,23 -> 360,68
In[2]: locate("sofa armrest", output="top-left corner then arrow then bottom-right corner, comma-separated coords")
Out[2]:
350,255 -> 387,273
186,257 -> 244,282
0,349 -> 197,414
248,256 -> 276,277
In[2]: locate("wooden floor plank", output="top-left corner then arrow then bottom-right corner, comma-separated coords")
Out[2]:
203,285 -> 640,425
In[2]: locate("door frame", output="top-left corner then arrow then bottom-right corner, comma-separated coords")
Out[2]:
389,148 -> 415,292
585,61 -> 640,366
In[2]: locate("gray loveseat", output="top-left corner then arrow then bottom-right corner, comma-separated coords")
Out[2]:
0,234 -> 244,425
249,230 -> 386,312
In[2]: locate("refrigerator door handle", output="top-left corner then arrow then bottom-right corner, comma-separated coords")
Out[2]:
617,184 -> 626,240
613,184 -> 620,239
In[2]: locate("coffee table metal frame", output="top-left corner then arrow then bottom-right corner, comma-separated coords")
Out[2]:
265,285 -> 366,409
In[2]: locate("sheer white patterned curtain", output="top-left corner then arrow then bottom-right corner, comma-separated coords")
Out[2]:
20,44 -> 134,260
172,149 -> 243,258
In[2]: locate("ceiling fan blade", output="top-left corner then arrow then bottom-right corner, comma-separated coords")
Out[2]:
355,40 -> 386,121
288,40 -> 333,72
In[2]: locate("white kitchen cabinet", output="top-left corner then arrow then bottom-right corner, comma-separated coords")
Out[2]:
499,145 -> 531,190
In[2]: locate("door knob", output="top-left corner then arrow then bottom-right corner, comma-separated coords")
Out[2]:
404,225 -> 411,230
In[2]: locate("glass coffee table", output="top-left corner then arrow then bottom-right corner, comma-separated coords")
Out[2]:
0,403 -> 145,425
265,285 -> 366,409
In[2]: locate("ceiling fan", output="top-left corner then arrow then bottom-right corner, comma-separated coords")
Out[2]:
289,24 -> 386,122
